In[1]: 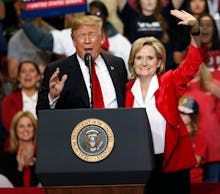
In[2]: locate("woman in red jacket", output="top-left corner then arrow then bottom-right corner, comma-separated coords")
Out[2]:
1,60 -> 41,151
125,10 -> 203,194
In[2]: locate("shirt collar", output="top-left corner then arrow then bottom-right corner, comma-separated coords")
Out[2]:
22,90 -> 38,101
77,54 -> 103,69
131,74 -> 159,106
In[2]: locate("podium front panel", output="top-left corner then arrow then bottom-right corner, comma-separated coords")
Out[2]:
36,108 -> 154,186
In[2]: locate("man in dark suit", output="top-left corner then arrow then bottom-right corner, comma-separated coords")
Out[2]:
36,15 -> 128,112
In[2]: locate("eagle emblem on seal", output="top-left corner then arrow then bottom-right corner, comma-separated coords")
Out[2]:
85,129 -> 103,152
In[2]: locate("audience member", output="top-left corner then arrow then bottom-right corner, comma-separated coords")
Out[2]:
199,12 -> 220,81
0,111 -> 40,187
180,12 -> 220,80
183,63 -> 220,182
186,0 -> 209,18
90,0 -> 124,34
124,10 -> 203,194
1,61 -> 41,151
116,0 -> 173,71
178,96 -> 208,183
117,0 -> 168,43
7,0 -> 55,81
36,15 -> 127,112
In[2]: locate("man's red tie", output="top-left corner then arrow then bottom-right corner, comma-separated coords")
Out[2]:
92,62 -> 105,108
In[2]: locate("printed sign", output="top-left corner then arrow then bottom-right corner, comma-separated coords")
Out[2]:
21,0 -> 88,19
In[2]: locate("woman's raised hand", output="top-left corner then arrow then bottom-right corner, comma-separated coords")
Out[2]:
170,9 -> 199,33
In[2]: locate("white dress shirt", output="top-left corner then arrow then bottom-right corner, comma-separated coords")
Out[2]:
22,91 -> 38,118
131,75 -> 166,154
77,54 -> 118,108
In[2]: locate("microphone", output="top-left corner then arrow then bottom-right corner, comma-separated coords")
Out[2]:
84,53 -> 92,68
84,53 -> 93,108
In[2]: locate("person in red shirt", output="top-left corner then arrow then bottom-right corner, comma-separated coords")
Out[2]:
1,61 -> 41,151
0,111 -> 40,187
199,12 -> 220,81
178,96 -> 208,183
183,63 -> 220,182
180,13 -> 220,81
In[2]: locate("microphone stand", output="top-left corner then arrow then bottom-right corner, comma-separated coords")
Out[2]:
84,53 -> 94,108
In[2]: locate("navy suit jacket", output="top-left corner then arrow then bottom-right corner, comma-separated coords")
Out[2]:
36,52 -> 128,113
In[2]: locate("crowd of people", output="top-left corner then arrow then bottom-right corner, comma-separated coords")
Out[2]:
0,0 -> 220,191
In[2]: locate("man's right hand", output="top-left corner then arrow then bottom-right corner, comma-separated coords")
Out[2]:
49,67 -> 68,100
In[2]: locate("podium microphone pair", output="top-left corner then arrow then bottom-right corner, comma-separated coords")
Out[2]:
84,53 -> 94,109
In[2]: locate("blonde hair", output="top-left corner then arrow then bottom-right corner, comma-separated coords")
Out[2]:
71,15 -> 103,38
9,111 -> 38,153
128,36 -> 166,80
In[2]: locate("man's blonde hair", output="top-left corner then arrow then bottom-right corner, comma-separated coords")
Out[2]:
71,15 -> 103,38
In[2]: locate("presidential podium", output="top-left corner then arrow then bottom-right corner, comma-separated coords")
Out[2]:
36,108 -> 154,194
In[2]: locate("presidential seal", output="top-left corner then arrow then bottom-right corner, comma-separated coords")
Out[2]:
71,118 -> 114,162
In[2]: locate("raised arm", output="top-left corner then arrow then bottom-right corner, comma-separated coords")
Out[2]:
14,0 -> 53,51
170,10 -> 203,98
170,9 -> 201,48
21,21 -> 54,51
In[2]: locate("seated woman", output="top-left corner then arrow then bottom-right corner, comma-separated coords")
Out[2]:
1,60 -> 41,151
0,111 -> 40,187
